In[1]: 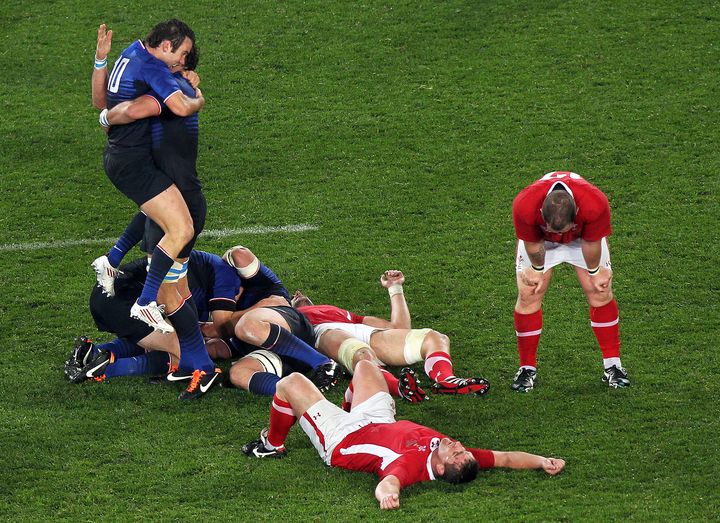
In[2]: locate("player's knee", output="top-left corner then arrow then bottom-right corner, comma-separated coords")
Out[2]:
277,372 -> 304,394
422,330 -> 450,357
234,316 -> 257,341
585,288 -> 614,307
353,359 -> 377,377
338,338 -> 373,373
223,245 -> 259,277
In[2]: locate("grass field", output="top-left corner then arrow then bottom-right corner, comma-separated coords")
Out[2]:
1,0 -> 719,520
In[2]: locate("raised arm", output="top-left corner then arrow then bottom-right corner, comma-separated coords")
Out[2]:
380,270 -> 410,329
91,23 -> 112,109
374,475 -> 401,510
491,451 -> 565,475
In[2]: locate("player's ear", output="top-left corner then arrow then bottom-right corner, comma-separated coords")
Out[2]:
436,462 -> 445,477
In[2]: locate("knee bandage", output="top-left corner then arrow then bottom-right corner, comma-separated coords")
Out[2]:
338,338 -> 371,374
163,260 -> 188,283
404,329 -> 431,365
244,349 -> 283,377
222,245 -> 259,278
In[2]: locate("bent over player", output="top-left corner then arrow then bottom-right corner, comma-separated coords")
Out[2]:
511,171 -> 629,391
242,360 -> 565,510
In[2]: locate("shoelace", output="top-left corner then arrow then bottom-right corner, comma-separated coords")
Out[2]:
186,370 -> 206,393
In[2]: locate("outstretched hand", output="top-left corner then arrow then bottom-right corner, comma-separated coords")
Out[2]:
96,23 -> 112,60
380,270 -> 405,288
542,457 -> 566,475
379,493 -> 400,510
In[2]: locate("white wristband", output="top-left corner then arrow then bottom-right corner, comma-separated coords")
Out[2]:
99,108 -> 110,128
94,56 -> 107,69
588,265 -> 600,276
388,285 -> 404,297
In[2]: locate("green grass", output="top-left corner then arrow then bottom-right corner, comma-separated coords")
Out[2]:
1,0 -> 719,520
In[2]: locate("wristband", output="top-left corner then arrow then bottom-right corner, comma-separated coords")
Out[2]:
99,108 -> 110,128
388,284 -> 404,297
587,265 -> 600,276
94,56 -> 108,69
530,264 -> 544,273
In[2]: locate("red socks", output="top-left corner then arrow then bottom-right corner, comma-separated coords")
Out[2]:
267,394 -> 296,449
590,299 -> 621,359
424,351 -> 454,382
514,309 -> 542,368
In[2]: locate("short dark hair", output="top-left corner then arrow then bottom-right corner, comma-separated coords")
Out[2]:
146,19 -> 195,52
441,457 -> 478,485
542,189 -> 576,232
185,44 -> 199,71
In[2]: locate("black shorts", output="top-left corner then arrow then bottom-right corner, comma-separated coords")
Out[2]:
103,147 -> 174,207
89,281 -> 152,344
141,189 -> 207,257
265,306 -> 316,347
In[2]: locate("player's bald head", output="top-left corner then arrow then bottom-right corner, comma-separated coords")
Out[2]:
541,189 -> 576,233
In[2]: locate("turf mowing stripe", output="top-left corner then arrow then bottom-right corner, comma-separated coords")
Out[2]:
0,224 -> 319,252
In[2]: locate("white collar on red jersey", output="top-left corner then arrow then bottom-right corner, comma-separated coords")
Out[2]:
546,181 -> 575,199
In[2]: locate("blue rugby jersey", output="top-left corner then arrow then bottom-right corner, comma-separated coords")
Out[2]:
105,40 -> 182,149
236,263 -> 291,310
147,72 -> 201,190
187,251 -> 240,322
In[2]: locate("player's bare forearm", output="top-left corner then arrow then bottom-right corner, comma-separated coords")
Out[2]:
165,90 -> 205,117
581,239 -> 602,271
492,451 -> 566,475
106,96 -> 161,125
524,241 -> 546,268
91,67 -> 108,109
374,476 -> 401,510
389,294 -> 411,329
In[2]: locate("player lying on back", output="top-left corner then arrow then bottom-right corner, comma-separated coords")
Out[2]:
291,270 -> 489,396
242,359 -> 565,510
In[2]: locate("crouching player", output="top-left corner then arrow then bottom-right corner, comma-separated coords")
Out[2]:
242,360 -> 566,510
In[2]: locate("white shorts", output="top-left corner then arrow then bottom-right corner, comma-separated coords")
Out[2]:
313,322 -> 381,347
299,391 -> 395,465
516,238 -> 611,273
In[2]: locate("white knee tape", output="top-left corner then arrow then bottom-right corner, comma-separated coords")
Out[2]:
245,350 -> 283,377
237,257 -> 259,278
222,245 -> 259,277
338,338 -> 371,374
403,328 -> 431,365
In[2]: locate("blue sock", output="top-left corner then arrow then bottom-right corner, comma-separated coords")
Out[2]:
107,212 -> 146,268
169,299 -> 215,372
105,351 -> 170,378
96,338 -> 144,359
137,246 -> 174,306
260,324 -> 330,369
248,372 -> 281,396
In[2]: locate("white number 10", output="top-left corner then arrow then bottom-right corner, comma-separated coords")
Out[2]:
108,57 -> 130,94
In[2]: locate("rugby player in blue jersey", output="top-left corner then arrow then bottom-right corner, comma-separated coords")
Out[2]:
90,21 -> 221,398
65,250 -> 239,399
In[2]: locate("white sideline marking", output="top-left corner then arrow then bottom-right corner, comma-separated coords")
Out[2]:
0,224 -> 319,252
